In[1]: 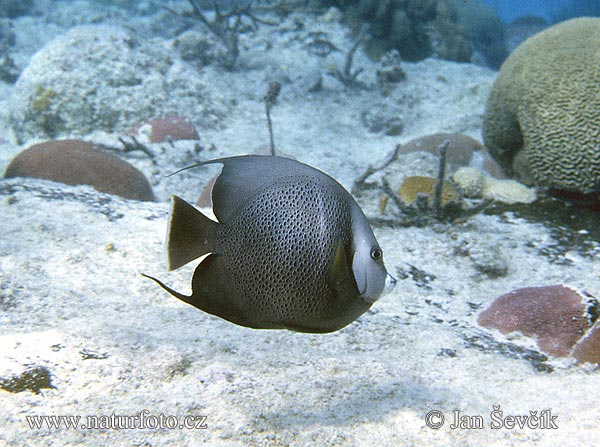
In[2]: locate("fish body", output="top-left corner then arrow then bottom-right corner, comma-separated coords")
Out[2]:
144,155 -> 395,333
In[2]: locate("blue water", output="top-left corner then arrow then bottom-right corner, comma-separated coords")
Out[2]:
479,0 -> 600,23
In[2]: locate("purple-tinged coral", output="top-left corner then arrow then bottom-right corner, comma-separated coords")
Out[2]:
571,320 -> 600,366
477,285 -> 590,357
399,133 -> 504,178
129,115 -> 200,143
149,115 -> 199,143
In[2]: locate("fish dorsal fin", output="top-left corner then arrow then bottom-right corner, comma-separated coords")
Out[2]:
198,155 -> 338,224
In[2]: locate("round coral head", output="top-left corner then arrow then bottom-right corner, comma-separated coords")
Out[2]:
4,139 -> 155,202
478,285 -> 590,357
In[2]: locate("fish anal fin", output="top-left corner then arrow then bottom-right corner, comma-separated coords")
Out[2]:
189,254 -> 259,328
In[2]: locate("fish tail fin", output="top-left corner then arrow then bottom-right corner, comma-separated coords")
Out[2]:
167,195 -> 219,271
141,273 -> 195,306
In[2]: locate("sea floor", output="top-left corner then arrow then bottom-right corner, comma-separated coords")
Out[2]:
1,2 -> 599,446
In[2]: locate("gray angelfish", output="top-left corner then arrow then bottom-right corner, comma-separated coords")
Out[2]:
143,155 -> 396,333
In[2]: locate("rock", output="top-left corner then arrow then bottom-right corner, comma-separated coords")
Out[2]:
376,49 -> 406,96
10,24 -> 229,143
481,177 -> 536,205
451,166 -> 484,198
172,30 -> 218,67
0,365 -> 54,394
467,242 -> 509,278
360,102 -> 404,136
452,167 -> 536,204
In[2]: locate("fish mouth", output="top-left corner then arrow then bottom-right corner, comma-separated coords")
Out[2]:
359,273 -> 396,304
380,273 -> 397,297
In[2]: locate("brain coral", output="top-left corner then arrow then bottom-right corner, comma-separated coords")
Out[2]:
4,139 -> 155,202
483,18 -> 600,195
10,25 -> 229,143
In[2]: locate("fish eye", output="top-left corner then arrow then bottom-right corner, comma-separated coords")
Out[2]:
370,247 -> 383,260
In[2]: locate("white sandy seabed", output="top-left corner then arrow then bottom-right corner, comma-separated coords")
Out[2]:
1,5 -> 600,447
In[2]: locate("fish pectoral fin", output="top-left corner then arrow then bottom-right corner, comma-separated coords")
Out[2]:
328,239 -> 354,294
167,195 -> 219,271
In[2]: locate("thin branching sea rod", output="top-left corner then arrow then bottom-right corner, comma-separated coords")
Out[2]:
166,0 -> 280,70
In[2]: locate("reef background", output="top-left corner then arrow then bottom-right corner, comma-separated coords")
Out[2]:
1,1 -> 599,446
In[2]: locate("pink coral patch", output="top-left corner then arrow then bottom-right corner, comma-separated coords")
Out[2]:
128,115 -> 200,143
571,320 -> 600,365
477,285 -> 590,357
148,115 -> 199,143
